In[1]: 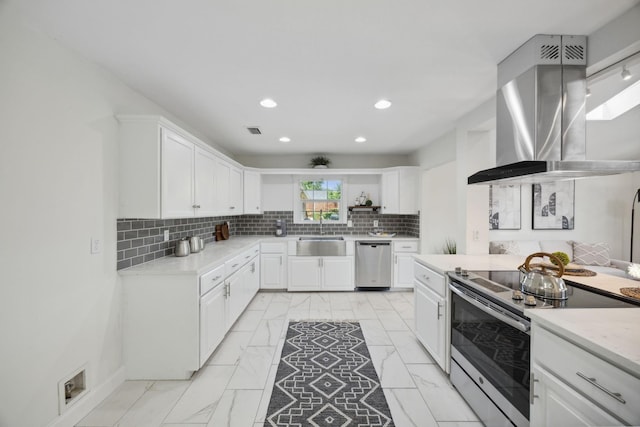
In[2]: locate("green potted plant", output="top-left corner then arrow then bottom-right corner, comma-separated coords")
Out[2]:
310,155 -> 331,168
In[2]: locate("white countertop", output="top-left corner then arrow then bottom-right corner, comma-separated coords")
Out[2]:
120,234 -> 419,276
527,308 -> 640,377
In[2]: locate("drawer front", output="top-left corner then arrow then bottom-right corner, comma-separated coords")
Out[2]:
394,241 -> 419,253
414,261 -> 445,295
261,242 -> 286,254
534,326 -> 640,424
200,264 -> 225,296
226,245 -> 260,277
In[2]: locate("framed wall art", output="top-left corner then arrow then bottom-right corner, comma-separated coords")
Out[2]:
532,181 -> 575,230
489,185 -> 521,230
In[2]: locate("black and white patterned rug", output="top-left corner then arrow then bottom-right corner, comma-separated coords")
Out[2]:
264,321 -> 394,426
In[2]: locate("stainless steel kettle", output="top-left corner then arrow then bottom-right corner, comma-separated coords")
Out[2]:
175,238 -> 191,257
518,252 -> 567,300
189,236 -> 203,253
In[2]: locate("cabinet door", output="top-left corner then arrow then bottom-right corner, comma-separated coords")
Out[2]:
531,366 -> 620,427
243,170 -> 262,214
381,170 -> 399,214
245,259 -> 260,299
199,284 -> 226,366
288,257 -> 322,291
225,272 -> 245,330
394,253 -> 415,288
194,147 -> 217,217
214,158 -> 231,215
261,253 -> 285,289
161,128 -> 195,218
322,257 -> 354,291
229,165 -> 244,214
415,281 -> 446,369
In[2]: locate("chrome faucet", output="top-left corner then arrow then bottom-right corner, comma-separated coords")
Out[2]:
319,209 -> 324,235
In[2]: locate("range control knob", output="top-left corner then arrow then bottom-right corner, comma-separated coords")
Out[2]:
512,290 -> 524,301
524,295 -> 537,306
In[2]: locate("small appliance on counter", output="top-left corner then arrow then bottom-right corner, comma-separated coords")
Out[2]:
174,238 -> 190,257
275,219 -> 287,237
189,236 -> 204,253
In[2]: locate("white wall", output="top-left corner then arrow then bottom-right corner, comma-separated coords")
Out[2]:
0,6 -> 192,427
420,162 -> 457,253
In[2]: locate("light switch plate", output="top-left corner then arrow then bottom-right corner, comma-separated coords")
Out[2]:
347,220 -> 353,227
373,220 -> 379,228
163,230 -> 170,241
90,238 -> 102,254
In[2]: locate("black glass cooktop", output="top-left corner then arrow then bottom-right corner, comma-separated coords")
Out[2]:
467,270 -> 639,309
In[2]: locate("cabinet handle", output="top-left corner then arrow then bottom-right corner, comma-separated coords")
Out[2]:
394,255 -> 397,264
256,206 -> 259,210
251,262 -> 255,273
192,204 -> 201,208
436,302 -> 443,319
232,263 -> 239,268
401,246 -> 411,249
212,275 -> 221,282
576,372 -> 626,404
227,283 -> 231,297
530,373 -> 539,404
423,274 -> 430,281
279,256 -> 282,266
230,206 -> 235,210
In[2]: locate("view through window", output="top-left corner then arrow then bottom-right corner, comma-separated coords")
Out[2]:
299,179 -> 342,222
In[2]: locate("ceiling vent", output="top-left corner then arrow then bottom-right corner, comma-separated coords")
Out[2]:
247,127 -> 261,135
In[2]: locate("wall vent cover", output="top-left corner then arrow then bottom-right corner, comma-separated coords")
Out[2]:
539,44 -> 560,61
247,127 -> 261,135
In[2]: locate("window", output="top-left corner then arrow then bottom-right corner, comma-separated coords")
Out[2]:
294,178 -> 345,223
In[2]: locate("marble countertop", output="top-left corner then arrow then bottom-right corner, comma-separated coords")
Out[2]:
120,234 -> 420,276
527,308 -> 640,377
413,254 -> 639,299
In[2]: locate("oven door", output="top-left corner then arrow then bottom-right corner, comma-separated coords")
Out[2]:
450,282 -> 531,426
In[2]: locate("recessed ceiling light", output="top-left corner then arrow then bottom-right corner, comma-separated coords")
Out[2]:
279,136 -> 291,143
260,98 -> 278,108
374,99 -> 392,109
355,136 -> 367,143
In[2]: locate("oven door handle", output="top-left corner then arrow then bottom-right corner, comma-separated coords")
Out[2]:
449,284 -> 530,333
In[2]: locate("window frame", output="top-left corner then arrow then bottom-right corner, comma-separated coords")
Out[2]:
292,176 -> 347,225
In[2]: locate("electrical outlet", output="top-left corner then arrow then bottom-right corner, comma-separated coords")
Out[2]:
373,220 -> 379,228
90,237 -> 102,254
163,229 -> 170,241
347,219 -> 353,227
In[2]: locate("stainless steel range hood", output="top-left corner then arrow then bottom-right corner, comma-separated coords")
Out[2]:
468,34 -> 640,185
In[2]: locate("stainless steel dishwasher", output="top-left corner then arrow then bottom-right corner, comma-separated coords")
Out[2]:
355,241 -> 391,288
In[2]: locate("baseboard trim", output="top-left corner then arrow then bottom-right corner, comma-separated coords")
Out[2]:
46,366 -> 125,427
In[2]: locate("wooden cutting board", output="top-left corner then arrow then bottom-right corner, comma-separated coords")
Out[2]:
215,223 -> 230,241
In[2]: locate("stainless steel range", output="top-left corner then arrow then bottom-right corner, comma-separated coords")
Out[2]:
447,270 -> 639,427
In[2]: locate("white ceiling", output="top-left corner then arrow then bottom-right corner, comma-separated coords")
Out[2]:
9,0 -> 639,156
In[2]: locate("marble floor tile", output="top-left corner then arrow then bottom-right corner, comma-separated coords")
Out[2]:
262,301 -> 290,320
309,293 -> 331,305
247,292 -> 273,310
206,389 -> 263,427
350,299 -> 377,319
285,309 -> 311,321
366,293 -> 395,310
309,307 -> 332,319
226,346 -> 275,389
437,422 -> 484,427
207,331 -> 253,366
231,309 -> 264,331
115,381 -> 190,427
388,331 -> 435,364
404,316 -> 417,333
249,319 -> 285,346
76,380 -> 153,426
377,309 -> 410,331
368,346 -> 415,388
331,309 -> 357,319
163,365 -> 235,424
359,319 -> 393,345
288,293 -> 312,310
269,293 -> 292,303
253,363 -> 279,424
390,299 -> 415,319
271,336 -> 285,365
162,424 -> 206,427
384,388 -> 439,427
407,364 -> 479,422
328,293 -> 352,310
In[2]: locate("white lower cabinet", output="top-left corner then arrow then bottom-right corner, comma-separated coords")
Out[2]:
531,324 -> 640,426
261,242 -> 287,289
122,245 -> 260,380
199,283 -> 226,366
288,256 -> 353,291
393,240 -> 419,288
531,365 -> 619,427
414,260 -> 448,372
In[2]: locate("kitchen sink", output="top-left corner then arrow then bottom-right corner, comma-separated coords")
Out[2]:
297,236 -> 346,256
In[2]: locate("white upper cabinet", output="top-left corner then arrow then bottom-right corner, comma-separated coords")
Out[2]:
243,169 -> 262,214
161,128 -> 195,218
118,115 -> 243,219
380,167 -> 419,214
215,157 -> 244,215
